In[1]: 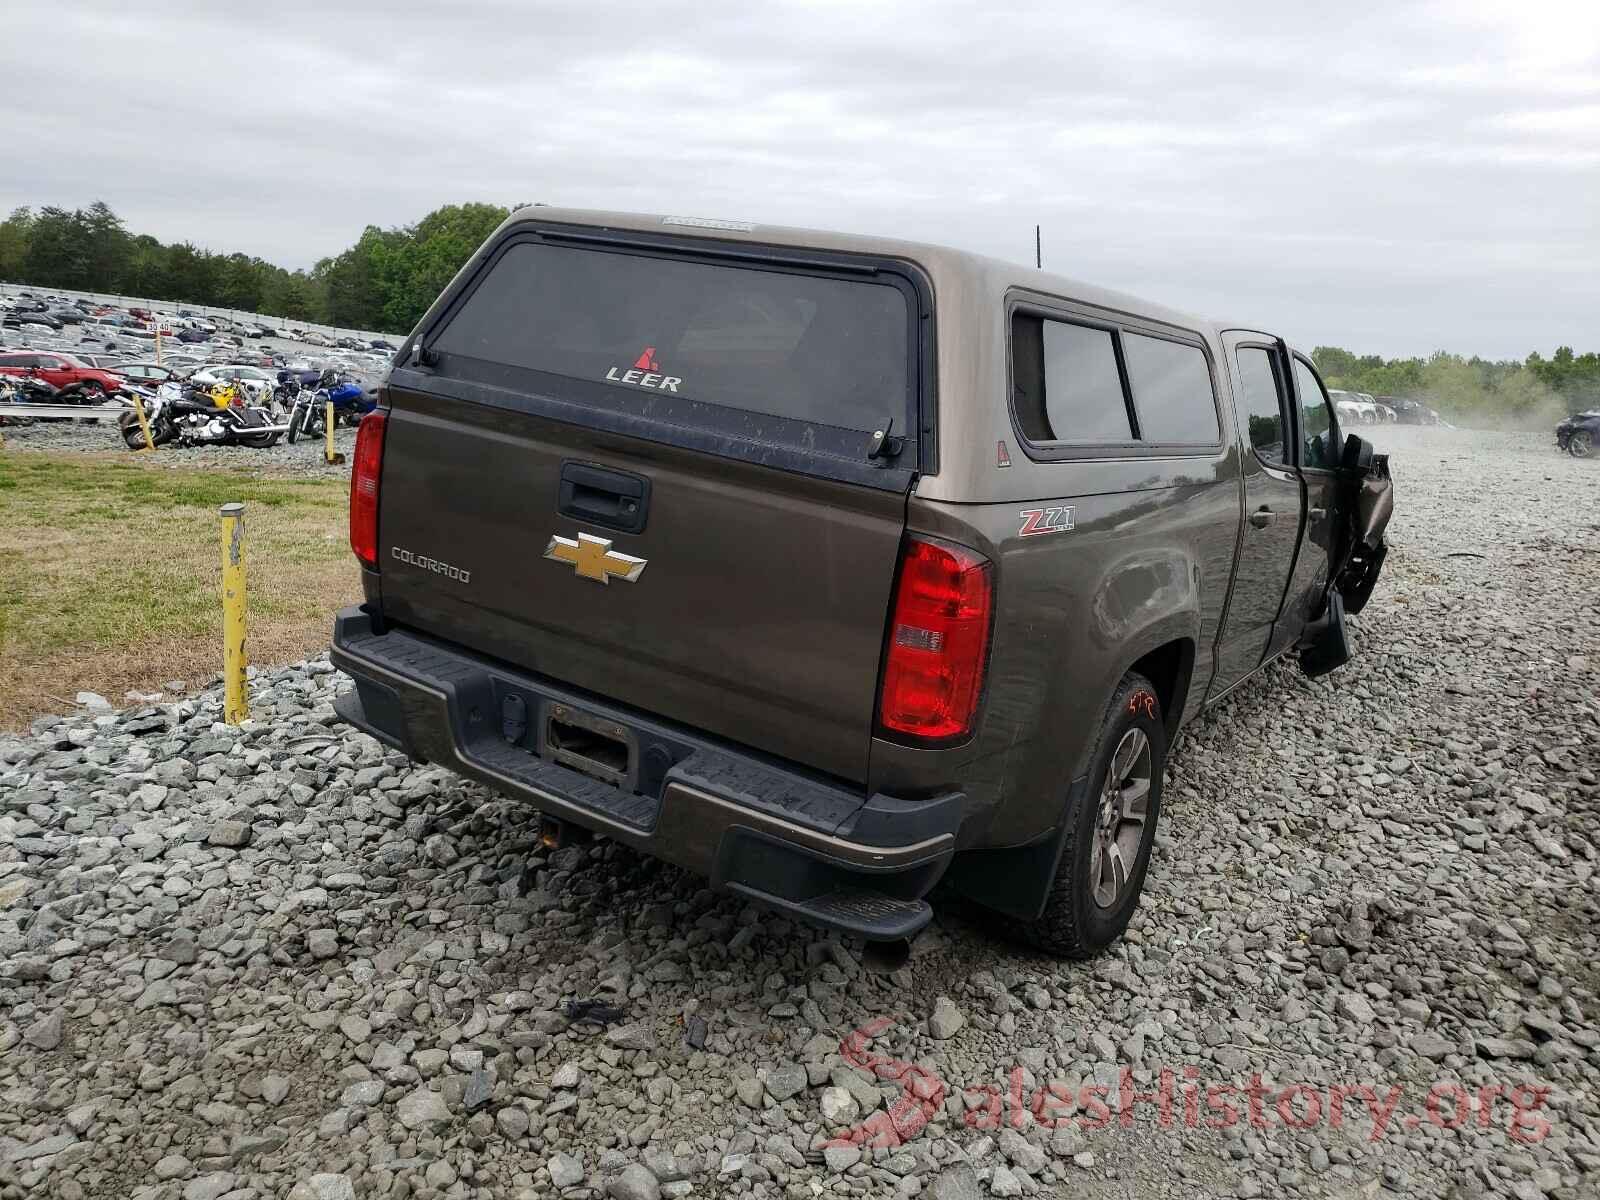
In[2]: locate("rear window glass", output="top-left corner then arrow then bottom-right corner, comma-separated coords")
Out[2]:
433,242 -> 911,447
1121,333 -> 1220,443
1011,315 -> 1132,443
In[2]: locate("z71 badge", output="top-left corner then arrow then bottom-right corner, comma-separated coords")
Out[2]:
1018,506 -> 1075,537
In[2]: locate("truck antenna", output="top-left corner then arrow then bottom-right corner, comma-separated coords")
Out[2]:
1035,224 -> 1041,269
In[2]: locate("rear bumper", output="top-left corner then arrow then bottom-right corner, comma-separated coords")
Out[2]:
329,607 -> 962,940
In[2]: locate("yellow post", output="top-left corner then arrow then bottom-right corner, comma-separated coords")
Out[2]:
324,400 -> 344,465
154,321 -> 164,365
220,502 -> 249,724
130,391 -> 156,453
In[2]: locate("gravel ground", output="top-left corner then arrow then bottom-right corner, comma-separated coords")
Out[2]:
1,427 -> 1596,1200
0,417 -> 356,475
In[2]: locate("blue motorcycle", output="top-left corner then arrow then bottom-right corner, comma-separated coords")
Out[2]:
286,369 -> 377,443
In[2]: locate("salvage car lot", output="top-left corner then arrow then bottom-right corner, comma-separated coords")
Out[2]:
2,290 -> 393,457
0,426 -> 1597,1199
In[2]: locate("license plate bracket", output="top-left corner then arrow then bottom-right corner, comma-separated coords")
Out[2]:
543,703 -> 637,791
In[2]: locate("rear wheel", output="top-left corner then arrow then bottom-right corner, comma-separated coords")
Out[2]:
1009,672 -> 1166,958
1571,430 -> 1593,458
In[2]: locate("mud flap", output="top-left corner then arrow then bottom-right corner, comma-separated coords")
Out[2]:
1298,589 -> 1350,678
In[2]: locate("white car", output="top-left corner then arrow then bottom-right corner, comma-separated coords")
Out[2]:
190,364 -> 277,400
1329,389 -> 1378,424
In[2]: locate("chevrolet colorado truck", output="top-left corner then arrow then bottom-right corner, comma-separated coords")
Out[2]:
330,208 -> 1393,958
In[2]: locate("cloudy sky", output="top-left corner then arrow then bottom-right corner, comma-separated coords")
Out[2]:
4,0 -> 1596,357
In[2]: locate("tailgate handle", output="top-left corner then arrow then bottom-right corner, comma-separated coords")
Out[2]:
558,462 -> 651,535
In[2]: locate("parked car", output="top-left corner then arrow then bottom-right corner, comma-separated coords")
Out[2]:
1555,410 -> 1598,457
1376,396 -> 1443,426
0,351 -> 126,396
1328,389 -> 1378,424
370,339 -> 397,352
44,307 -> 86,325
2,311 -> 61,330
113,361 -> 184,388
329,207 -> 1394,960
176,326 -> 209,344
189,364 -> 277,400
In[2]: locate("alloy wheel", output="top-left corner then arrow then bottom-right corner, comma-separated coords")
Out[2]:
1089,726 -> 1152,908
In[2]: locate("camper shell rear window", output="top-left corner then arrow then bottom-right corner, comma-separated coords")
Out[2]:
415,231 -> 930,486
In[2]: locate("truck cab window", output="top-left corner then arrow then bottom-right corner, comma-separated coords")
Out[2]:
1292,358 -> 1339,469
1233,347 -> 1286,465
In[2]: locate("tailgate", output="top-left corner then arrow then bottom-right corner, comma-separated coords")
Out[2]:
374,231 -> 926,783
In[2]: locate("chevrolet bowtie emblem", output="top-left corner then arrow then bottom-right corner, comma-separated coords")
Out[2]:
543,532 -> 647,584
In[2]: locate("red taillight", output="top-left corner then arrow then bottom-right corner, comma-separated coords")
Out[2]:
878,536 -> 993,741
349,410 -> 387,567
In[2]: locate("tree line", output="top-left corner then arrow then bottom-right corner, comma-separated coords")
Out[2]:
0,200 -> 511,335
2,201 -> 1594,423
1312,346 -> 1599,425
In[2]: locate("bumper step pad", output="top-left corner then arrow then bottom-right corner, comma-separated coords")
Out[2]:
727,882 -> 933,940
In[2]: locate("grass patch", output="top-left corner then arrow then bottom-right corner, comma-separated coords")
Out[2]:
0,452 -> 358,729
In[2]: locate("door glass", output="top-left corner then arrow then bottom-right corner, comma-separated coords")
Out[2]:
1234,348 -> 1286,464
1292,358 -> 1340,469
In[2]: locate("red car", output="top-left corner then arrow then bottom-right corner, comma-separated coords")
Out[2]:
0,351 -> 126,397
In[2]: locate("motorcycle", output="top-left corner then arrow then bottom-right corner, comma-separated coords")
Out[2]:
1,374 -> 64,404
119,381 -> 289,450
287,369 -> 376,443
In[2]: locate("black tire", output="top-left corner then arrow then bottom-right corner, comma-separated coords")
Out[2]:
1571,430 -> 1593,458
1008,671 -> 1166,958
120,413 -> 173,449
287,405 -> 305,444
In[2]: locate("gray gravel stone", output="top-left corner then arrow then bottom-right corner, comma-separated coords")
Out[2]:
929,994 -> 964,1039
549,1151 -> 585,1188
765,1062 -> 807,1102
0,428 -> 1594,1200
395,1085 -> 451,1131
607,1164 -> 662,1200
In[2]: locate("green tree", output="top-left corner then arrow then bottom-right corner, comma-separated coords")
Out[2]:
380,202 -> 509,331
81,200 -> 131,292
0,206 -> 35,281
23,207 -> 92,289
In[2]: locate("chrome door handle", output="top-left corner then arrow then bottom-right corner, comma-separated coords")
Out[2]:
1249,508 -> 1275,528
1308,506 -> 1327,522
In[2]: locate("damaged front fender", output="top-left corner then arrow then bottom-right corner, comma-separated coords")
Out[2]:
1334,436 -> 1393,616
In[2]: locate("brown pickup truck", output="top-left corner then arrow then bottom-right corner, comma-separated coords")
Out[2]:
330,208 -> 1392,959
